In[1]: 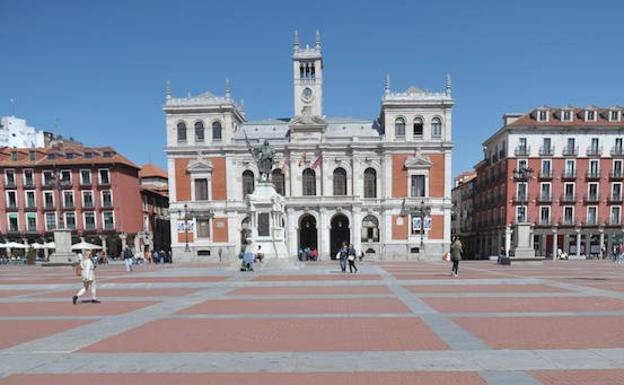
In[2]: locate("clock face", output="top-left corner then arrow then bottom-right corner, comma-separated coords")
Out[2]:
302,87 -> 313,101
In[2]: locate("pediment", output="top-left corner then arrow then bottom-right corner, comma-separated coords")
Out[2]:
187,158 -> 213,173
404,155 -> 432,169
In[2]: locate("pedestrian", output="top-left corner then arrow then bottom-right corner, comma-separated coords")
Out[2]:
242,246 -> 255,271
73,250 -> 100,304
152,249 -> 159,264
255,245 -> 264,263
450,237 -> 462,277
123,246 -> 134,272
218,247 -> 223,263
338,242 -> 348,273
347,243 -> 358,273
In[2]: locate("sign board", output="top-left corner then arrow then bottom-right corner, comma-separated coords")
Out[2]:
177,221 -> 195,232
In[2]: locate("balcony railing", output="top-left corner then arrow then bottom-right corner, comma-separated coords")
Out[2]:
611,146 -> 624,156
560,193 -> 576,203
104,223 -> 115,230
513,194 -> 529,204
83,202 -> 95,209
586,171 -> 601,180
23,180 -> 35,188
609,194 -> 623,203
63,202 -> 75,209
539,146 -> 554,156
102,201 -> 113,209
584,194 -> 600,203
586,146 -> 603,156
44,202 -> 55,209
539,170 -> 553,179
610,217 -> 622,225
537,193 -> 552,203
538,218 -> 551,226
610,171 -> 624,180
562,146 -> 579,156
584,218 -> 599,226
7,203 -> 18,211
560,218 -> 576,226
80,180 -> 92,186
4,180 -> 16,189
514,146 -> 530,157
26,226 -> 38,233
562,170 -> 577,179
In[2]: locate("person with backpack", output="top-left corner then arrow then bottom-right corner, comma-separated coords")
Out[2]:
123,246 -> 134,272
73,250 -> 100,304
347,243 -> 358,273
450,237 -> 463,277
337,243 -> 348,273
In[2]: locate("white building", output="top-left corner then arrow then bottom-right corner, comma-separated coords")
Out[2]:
164,32 -> 454,262
0,116 -> 45,148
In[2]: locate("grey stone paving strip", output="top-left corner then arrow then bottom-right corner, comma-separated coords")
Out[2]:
1,348 -> 622,374
373,266 -> 489,350
445,310 -> 624,318
480,371 -> 544,385
169,312 -> 414,319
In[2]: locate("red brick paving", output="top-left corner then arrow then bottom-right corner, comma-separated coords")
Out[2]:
253,274 -> 381,281
81,317 -> 448,352
425,296 -> 624,313
531,369 -> 624,385
454,316 -> 624,349
228,285 -> 391,296
104,276 -> 228,283
405,284 -> 567,293
0,290 -> 40,298
36,288 -> 199,298
178,298 -> 410,315
0,301 -> 157,317
0,320 -> 91,349
0,372 -> 487,385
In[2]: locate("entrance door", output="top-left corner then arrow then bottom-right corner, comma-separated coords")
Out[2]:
330,214 -> 350,259
299,215 -> 318,251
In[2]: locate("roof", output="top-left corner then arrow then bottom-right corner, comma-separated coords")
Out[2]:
139,163 -> 168,179
506,106 -> 624,128
0,144 -> 139,169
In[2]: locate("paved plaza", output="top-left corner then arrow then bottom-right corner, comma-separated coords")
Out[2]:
1,260 -> 624,384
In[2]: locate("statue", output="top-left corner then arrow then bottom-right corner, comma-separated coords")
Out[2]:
245,134 -> 274,181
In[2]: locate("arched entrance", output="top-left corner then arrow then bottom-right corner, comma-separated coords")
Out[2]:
298,215 -> 318,251
330,214 -> 350,259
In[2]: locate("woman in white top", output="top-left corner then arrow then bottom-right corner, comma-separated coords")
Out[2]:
73,250 -> 100,304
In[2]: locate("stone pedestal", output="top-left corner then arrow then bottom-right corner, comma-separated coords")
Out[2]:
246,181 -> 289,260
511,223 -> 536,258
45,229 -> 76,266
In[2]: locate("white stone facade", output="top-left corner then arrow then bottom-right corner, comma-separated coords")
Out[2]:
0,116 -> 45,148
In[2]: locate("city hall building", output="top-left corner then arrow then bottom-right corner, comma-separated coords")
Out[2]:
164,32 -> 454,261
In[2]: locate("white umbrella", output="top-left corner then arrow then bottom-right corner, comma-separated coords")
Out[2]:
0,242 -> 8,248
71,241 -> 102,251
30,242 -> 47,250
7,242 -> 27,249
45,242 -> 56,249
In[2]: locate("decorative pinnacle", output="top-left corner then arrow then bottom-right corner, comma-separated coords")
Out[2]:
225,78 -> 231,100
315,30 -> 321,48
384,73 -> 391,94
293,30 -> 300,51
446,73 -> 452,95
165,80 -> 172,99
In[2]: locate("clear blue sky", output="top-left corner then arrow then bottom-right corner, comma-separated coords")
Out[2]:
1,0 -> 623,175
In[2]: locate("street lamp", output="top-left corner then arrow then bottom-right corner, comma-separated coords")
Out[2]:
181,203 -> 190,252
49,169 -> 65,230
400,198 -> 432,254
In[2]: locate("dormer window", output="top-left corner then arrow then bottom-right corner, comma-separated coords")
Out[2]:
586,110 -> 596,121
610,110 -> 621,122
537,110 -> 548,122
562,110 -> 573,122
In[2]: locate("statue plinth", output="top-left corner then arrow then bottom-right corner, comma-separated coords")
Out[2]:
44,229 -> 76,266
245,181 -> 289,260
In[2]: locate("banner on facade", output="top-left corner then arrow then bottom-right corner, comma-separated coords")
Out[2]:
177,221 -> 195,232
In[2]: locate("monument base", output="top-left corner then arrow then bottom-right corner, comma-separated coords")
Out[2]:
43,229 -> 76,266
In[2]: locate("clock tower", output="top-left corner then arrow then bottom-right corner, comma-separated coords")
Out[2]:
292,30 -> 323,117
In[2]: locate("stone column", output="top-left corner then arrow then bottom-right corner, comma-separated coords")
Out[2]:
133,235 -> 141,255
319,208 -> 330,260
504,225 -> 511,256
552,227 -> 558,260
352,207 -> 362,254
99,235 -> 108,256
575,228 -> 581,258
287,209 -> 298,258
120,233 -> 128,250
599,228 -> 605,259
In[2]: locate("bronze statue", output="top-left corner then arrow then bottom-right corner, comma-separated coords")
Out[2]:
245,133 -> 274,180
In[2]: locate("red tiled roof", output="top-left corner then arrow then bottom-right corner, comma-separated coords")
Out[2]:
139,163 -> 168,179
0,145 -> 139,169
507,106 -> 624,128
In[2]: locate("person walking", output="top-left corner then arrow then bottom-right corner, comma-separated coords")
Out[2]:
450,237 -> 463,277
338,243 -> 348,273
123,246 -> 134,272
73,250 -> 100,304
347,243 -> 358,273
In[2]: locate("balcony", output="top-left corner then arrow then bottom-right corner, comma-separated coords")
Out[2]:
610,171 -> 624,180
586,171 -> 601,180
6,203 -> 18,211
80,180 -> 92,187
513,194 -> 529,204
584,194 -> 600,204
609,217 -> 622,226
4,180 -> 16,189
586,146 -> 603,156
63,202 -> 75,210
539,146 -> 554,156
611,146 -> 624,157
562,146 -> 579,157
539,170 -> 553,179
23,180 -> 35,189
559,218 -> 577,226
26,226 -> 38,233
609,194 -> 623,203
538,218 -> 551,226
44,202 -> 55,210
560,193 -> 576,203
513,168 -> 534,181
537,193 -> 552,203
59,180 -> 72,189
561,170 -> 577,180
43,180 -> 54,188
514,146 -> 530,157
83,202 -> 95,209
102,201 -> 113,209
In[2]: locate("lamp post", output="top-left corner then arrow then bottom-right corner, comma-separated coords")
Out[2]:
400,198 -> 431,254
181,203 -> 190,252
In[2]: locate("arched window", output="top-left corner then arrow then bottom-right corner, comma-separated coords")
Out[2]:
242,170 -> 254,198
361,215 -> 379,243
431,117 -> 442,139
212,121 -> 222,141
272,168 -> 285,196
194,121 -> 204,142
413,117 -> 423,137
333,167 -> 347,196
395,117 -> 405,138
177,122 -> 187,142
363,168 -> 377,198
302,168 -> 316,196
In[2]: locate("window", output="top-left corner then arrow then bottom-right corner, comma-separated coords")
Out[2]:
589,159 -> 599,176
80,170 -> 91,185
45,212 -> 56,230
5,170 -> 15,186
562,110 -> 572,121
565,138 -> 576,154
302,168 -> 316,196
84,152 -> 93,159
177,121 -> 187,142
44,191 -> 54,209
611,110 -> 620,121
194,121 -> 204,142
612,183 -> 622,200
540,207 -> 550,225
591,137 -> 600,152
565,160 -> 575,176
616,138 -> 624,153
103,212 -> 114,230
47,153 -> 57,160
82,191 -> 94,208
65,212 -> 76,229
540,183 -> 551,200
212,121 -> 222,140
587,206 -> 598,225
102,190 -> 113,208
586,110 -> 596,121
333,167 -> 347,196
197,218 -> 210,238
26,213 -> 37,232
103,151 -> 113,158
410,175 -> 426,197
538,110 -> 548,121
517,206 -> 527,223
364,168 -> 377,198
25,191 -> 36,208
361,215 -> 379,243
542,137 -> 552,154
66,153 -> 75,160
84,212 -> 96,230
614,160 -> 623,177
413,117 -> 423,137
242,170 -> 255,198
394,117 -> 405,138
586,183 -> 598,200
29,150 -> 35,161
541,159 -> 552,176
43,171 -> 53,186
272,169 -> 285,196
23,170 -> 34,186
60,170 -> 71,185
431,117 -> 442,138
517,183 -> 527,200
8,214 -> 18,232
564,183 -> 575,199
564,206 -> 574,225
63,191 -> 74,208
6,191 -> 17,209
98,169 -> 110,185
611,207 -> 622,224
518,159 -> 528,171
